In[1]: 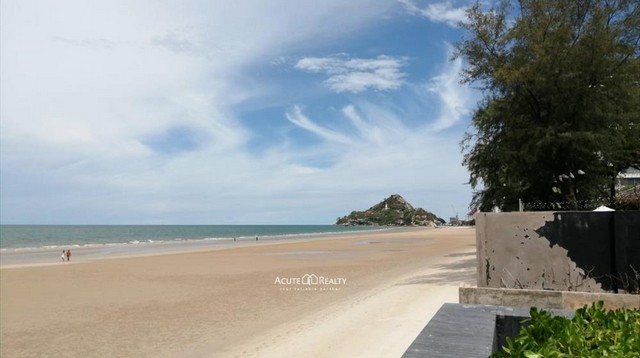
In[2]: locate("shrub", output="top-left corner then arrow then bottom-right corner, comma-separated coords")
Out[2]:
492,301 -> 640,357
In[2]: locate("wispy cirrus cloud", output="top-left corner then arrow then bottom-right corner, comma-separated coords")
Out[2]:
294,54 -> 408,93
280,101 -> 469,214
399,0 -> 469,27
425,43 -> 473,130
285,106 -> 352,145
50,36 -> 116,50
1,0 -> 476,224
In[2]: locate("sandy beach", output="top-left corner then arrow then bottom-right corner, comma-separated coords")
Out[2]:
0,226 -> 476,357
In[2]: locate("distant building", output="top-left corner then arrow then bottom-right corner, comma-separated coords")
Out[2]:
618,168 -> 640,187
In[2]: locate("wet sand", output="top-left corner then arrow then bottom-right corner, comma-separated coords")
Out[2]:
0,226 -> 476,357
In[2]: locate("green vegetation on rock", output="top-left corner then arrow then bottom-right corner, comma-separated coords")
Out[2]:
335,194 -> 444,226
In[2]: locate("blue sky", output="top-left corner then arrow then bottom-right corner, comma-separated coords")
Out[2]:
0,0 -> 480,224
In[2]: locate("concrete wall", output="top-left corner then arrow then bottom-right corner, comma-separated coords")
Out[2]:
476,212 -> 640,293
460,287 -> 640,310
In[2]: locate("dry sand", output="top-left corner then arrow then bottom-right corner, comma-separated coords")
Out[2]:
0,227 -> 476,357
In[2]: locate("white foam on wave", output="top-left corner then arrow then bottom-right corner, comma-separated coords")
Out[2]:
202,237 -> 227,241
0,226 -> 390,252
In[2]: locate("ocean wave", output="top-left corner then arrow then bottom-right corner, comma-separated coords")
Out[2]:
0,225 -> 390,252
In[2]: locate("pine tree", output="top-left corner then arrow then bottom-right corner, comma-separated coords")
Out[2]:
457,0 -> 640,211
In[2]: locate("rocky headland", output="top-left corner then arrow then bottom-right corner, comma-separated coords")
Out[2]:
336,194 -> 445,227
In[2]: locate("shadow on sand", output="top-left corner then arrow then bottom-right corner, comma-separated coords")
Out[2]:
397,255 -> 477,286
445,251 -> 476,258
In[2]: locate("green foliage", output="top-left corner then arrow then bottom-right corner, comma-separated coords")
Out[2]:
456,0 -> 640,212
335,195 -> 443,226
491,301 -> 640,357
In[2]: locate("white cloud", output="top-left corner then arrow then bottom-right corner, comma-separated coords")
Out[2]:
399,0 -> 469,27
295,55 -> 408,93
342,105 -> 371,137
0,0 -> 474,224
1,0 -> 412,224
285,106 -> 352,145
277,102 -> 470,219
425,43 -> 473,130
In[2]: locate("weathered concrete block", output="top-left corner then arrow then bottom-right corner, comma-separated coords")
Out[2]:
476,212 -> 603,292
476,211 -> 640,293
460,287 -> 562,309
561,291 -> 640,310
459,287 -> 640,310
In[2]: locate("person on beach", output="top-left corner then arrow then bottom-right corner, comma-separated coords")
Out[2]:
65,249 -> 71,261
61,250 -> 66,262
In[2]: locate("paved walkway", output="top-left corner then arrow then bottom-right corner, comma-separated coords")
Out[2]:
402,303 -> 574,358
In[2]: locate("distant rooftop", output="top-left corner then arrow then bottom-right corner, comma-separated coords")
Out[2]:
619,167 -> 640,178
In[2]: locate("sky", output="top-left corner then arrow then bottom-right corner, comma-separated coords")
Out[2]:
0,0 -> 481,224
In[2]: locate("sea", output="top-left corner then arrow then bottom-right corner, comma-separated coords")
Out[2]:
0,225 -> 383,251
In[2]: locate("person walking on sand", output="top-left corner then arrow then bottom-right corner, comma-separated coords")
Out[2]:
65,249 -> 71,261
61,250 -> 66,262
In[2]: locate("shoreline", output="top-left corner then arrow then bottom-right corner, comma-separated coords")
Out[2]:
1,226 -> 477,357
0,224 -> 396,252
0,226 -> 434,268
